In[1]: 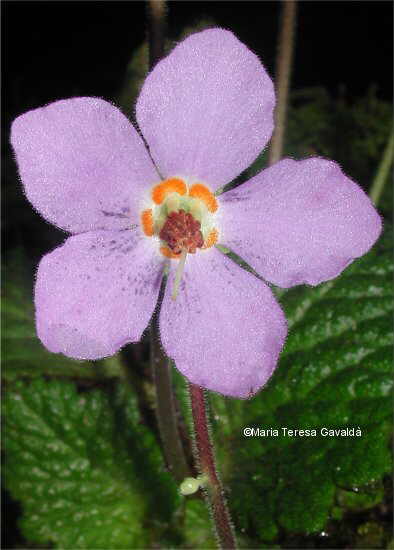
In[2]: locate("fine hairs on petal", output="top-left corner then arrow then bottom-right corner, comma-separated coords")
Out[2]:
11,97 -> 159,233
221,157 -> 382,288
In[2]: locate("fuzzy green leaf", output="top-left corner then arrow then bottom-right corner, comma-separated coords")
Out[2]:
182,500 -> 217,548
210,229 -> 393,542
3,378 -> 179,549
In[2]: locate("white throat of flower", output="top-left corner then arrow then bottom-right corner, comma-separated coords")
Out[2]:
140,178 -> 219,300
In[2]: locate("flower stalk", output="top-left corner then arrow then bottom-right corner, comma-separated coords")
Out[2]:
189,383 -> 237,549
147,0 -> 190,483
268,0 -> 297,166
369,124 -> 394,206
147,0 -> 167,69
150,307 -> 190,482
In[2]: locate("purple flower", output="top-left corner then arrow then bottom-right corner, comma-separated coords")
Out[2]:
11,29 -> 381,398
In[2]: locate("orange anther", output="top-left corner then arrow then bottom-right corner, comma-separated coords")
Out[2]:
189,183 -> 218,213
160,246 -> 181,259
203,228 -> 219,249
152,178 -> 187,205
141,209 -> 154,236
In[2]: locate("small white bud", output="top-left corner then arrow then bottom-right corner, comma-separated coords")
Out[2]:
179,477 -> 201,496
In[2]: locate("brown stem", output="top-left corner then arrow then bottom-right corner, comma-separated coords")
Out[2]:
189,384 -> 237,549
147,0 -> 167,70
150,311 -> 190,482
268,0 -> 297,166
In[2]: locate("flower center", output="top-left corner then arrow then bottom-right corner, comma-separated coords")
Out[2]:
159,210 -> 204,255
140,177 -> 219,299
141,177 -> 219,258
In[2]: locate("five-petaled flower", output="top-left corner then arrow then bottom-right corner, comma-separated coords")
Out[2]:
11,29 -> 381,398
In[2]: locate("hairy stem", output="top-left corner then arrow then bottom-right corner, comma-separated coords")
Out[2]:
150,306 -> 190,482
369,124 -> 394,206
147,0 -> 190,483
268,0 -> 297,166
147,0 -> 167,70
189,384 -> 237,549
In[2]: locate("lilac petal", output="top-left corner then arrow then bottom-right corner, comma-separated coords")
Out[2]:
136,28 -> 275,190
221,158 -> 382,288
11,98 -> 159,233
160,248 -> 287,398
35,230 -> 163,360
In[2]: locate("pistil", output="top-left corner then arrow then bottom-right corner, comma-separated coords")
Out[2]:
171,248 -> 188,300
141,183 -> 219,299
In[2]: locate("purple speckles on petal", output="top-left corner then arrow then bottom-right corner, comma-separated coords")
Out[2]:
35,231 -> 163,360
11,97 -> 159,233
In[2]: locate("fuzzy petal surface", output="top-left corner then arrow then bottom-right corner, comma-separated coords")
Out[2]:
221,158 -> 382,288
11,97 -> 159,233
136,28 -> 275,190
160,248 -> 287,398
35,230 -> 163,359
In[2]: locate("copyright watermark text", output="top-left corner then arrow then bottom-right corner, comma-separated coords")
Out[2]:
243,427 -> 362,438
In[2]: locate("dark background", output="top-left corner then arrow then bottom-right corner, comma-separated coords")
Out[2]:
3,0 -> 392,122
3,1 -> 393,256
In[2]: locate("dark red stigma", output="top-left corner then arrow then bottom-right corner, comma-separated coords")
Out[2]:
159,210 -> 204,255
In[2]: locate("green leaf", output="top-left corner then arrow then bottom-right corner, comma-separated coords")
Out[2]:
2,251 -> 122,381
182,500 -> 217,549
3,378 -> 179,549
210,229 -> 393,542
